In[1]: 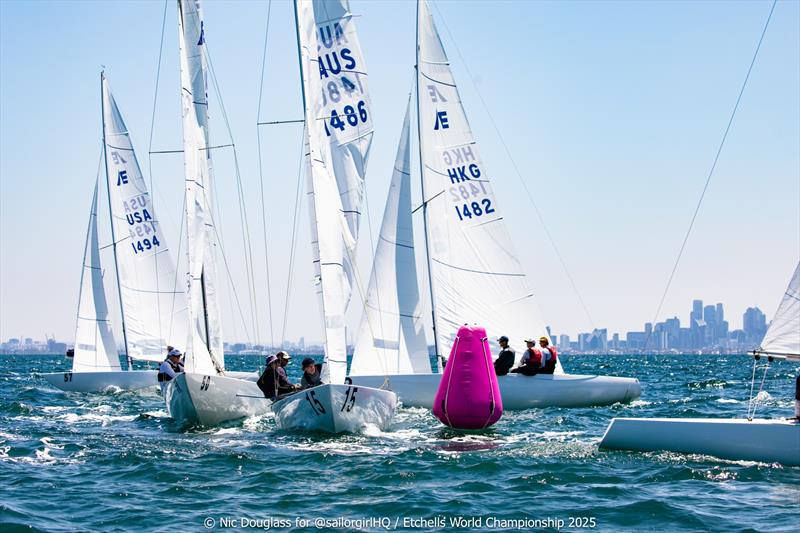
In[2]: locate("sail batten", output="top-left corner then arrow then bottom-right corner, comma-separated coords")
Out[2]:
416,0 -> 560,370
101,75 -> 188,364
295,0 -> 374,384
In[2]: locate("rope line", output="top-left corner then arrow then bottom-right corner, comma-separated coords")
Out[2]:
644,0 -> 777,351
256,0 -> 276,348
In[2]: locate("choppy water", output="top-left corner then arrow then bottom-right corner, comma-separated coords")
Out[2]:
1,354 -> 798,532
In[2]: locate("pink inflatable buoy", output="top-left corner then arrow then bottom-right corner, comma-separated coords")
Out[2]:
432,325 -> 503,429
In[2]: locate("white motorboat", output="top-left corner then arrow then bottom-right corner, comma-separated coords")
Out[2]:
348,0 -> 640,409
272,384 -> 396,433
600,261 -> 800,466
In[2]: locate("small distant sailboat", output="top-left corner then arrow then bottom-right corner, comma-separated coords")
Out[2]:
165,0 -> 267,426
349,0 -> 640,410
270,0 -> 397,433
43,73 -> 188,392
600,262 -> 800,466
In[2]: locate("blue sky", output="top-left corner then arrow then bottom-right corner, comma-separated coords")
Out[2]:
1,0 -> 798,346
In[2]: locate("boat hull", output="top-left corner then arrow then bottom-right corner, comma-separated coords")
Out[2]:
599,417 -> 800,466
350,373 -> 640,409
41,370 -> 157,392
272,384 -> 397,433
165,372 -> 270,426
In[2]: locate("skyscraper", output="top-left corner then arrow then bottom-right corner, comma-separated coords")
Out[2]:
743,307 -> 767,343
691,299 -> 703,323
716,303 -> 724,323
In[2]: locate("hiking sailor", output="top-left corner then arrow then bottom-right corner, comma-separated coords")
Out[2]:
300,357 -> 323,389
158,348 -> 184,395
493,335 -> 516,376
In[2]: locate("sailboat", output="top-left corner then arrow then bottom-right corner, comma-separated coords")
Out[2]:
42,73 -> 188,393
164,0 -> 269,426
600,262 -> 800,466
269,0 -> 397,433
349,0 -> 641,410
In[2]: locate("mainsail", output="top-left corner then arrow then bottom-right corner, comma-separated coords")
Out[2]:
351,99 -> 430,376
416,0 -> 558,370
72,180 -> 121,372
178,0 -> 224,375
101,74 -> 188,363
758,261 -> 800,359
295,0 -> 374,384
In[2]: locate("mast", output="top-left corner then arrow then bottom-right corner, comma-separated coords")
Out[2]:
100,72 -> 132,370
200,271 -> 212,352
415,0 -> 441,367
292,1 -> 308,117
100,71 -> 132,370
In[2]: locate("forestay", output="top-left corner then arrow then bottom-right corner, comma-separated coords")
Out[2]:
416,0 -> 559,370
72,181 -> 121,372
295,0 -> 374,384
178,0 -> 224,375
351,99 -> 430,376
101,76 -> 188,363
758,261 -> 800,359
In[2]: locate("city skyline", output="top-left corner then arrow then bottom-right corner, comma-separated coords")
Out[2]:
0,296 -> 774,355
1,1 -> 798,345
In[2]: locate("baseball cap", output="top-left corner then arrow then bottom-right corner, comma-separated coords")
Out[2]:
168,349 -> 182,357
497,335 -> 509,343
265,354 -> 279,366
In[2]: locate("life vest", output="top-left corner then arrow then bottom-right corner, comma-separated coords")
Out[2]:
532,346 -> 557,367
157,360 -> 183,382
525,349 -> 542,367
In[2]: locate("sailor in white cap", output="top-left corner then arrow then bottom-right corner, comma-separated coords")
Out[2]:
158,348 -> 184,395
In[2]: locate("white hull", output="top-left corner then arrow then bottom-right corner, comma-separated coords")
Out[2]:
165,372 -> 270,426
599,417 -> 800,466
41,370 -> 157,392
272,384 -> 397,434
350,373 -> 640,410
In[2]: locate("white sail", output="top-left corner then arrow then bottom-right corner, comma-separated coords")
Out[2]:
759,261 -> 800,359
178,0 -> 224,375
295,0 -> 374,384
72,181 -> 121,372
351,100 -> 430,376
102,75 -> 188,363
416,0 -> 559,370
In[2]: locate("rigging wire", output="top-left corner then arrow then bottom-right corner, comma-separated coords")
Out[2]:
430,1 -> 596,330
195,9 -> 262,347
145,0 -> 171,349
644,0 -> 778,351
280,127 -> 309,345
255,0 -> 276,349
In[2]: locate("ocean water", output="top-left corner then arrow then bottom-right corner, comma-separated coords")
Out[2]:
1,353 -> 798,532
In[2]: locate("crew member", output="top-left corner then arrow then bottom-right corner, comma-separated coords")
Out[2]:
300,357 -> 323,389
494,336 -> 515,376
795,374 -> 799,421
257,354 -> 281,400
276,351 -> 300,393
537,336 -> 558,375
257,354 -> 299,400
511,339 -> 541,376
158,349 -> 184,395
